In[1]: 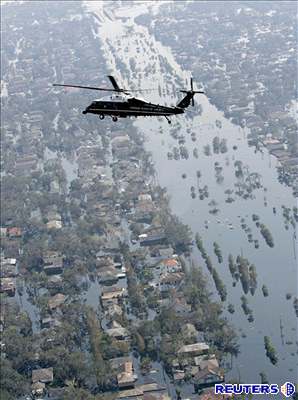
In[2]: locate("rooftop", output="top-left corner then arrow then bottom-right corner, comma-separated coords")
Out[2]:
32,367 -> 54,384
178,342 -> 209,355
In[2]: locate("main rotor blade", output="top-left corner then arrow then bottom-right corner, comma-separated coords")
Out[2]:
107,75 -> 121,91
53,84 -> 121,92
192,97 -> 194,107
53,83 -> 155,94
179,90 -> 204,94
190,77 -> 193,91
125,88 -> 157,92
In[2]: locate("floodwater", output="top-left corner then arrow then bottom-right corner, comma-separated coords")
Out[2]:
15,282 -> 40,334
86,0 -> 298,387
44,147 -> 78,191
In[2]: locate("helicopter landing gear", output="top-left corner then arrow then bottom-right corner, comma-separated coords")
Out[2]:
112,116 -> 118,122
165,116 -> 171,124
99,114 -> 105,120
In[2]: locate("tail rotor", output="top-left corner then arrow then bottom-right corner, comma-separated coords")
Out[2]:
178,77 -> 204,109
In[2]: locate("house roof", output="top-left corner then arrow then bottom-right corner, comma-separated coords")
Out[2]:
98,266 -> 119,279
1,257 -> 17,265
158,247 -> 174,258
178,342 -> 209,354
183,323 -> 198,337
173,371 -> 185,381
110,356 -> 132,371
48,293 -> 66,309
32,367 -> 53,383
31,380 -> 45,389
31,381 -> 46,395
106,327 -> 129,338
160,258 -> 179,267
0,227 -> 8,236
138,193 -> 152,202
43,253 -> 63,265
46,220 -> 62,229
160,272 -> 184,284
0,277 -> 16,291
7,227 -> 22,237
117,361 -> 137,385
115,383 -> 169,398
194,365 -> 223,381
101,287 -> 126,300
197,357 -> 219,371
117,371 -> 137,385
106,303 -> 123,316
1,264 -> 17,278
116,388 -> 143,398
48,275 -> 63,284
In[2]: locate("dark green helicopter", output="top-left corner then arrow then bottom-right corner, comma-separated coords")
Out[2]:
53,75 -> 204,124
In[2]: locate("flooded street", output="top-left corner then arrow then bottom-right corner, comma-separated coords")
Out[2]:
86,1 -> 298,386
44,147 -> 78,191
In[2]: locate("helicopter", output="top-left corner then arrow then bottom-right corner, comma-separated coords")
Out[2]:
53,75 -> 204,124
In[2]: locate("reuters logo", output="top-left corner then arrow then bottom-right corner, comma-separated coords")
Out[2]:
280,382 -> 295,397
215,382 -> 296,397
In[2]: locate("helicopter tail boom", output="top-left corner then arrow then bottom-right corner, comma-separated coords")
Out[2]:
177,77 -> 204,109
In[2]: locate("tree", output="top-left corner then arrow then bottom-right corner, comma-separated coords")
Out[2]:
85,308 -> 110,389
212,323 -> 239,356
213,242 -> 223,263
212,136 -> 220,153
204,144 -> 211,156
133,331 -> 145,354
259,224 -> 274,247
212,268 -> 227,301
234,160 -> 243,178
2,326 -> 34,373
184,265 -> 210,308
62,387 -> 96,400
264,336 -> 278,365
161,212 -> 192,253
0,359 -> 29,399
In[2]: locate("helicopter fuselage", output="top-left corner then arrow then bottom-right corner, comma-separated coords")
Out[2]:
53,75 -> 203,123
82,94 -> 184,118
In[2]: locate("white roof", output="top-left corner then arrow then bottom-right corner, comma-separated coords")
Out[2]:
178,342 -> 209,354
96,94 -> 129,102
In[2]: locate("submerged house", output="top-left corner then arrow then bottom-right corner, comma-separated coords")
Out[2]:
7,227 -> 22,238
32,367 -> 54,384
178,343 -> 210,357
105,321 -> 130,341
0,277 -> 16,296
48,293 -> 66,311
117,361 -> 138,389
110,357 -> 138,389
115,383 -> 170,399
43,252 -> 64,275
101,286 -> 127,308
1,259 -> 17,278
194,365 -> 224,391
140,233 -> 167,247
159,271 -> 185,292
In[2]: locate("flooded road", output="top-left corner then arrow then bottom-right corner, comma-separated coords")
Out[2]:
86,1 -> 298,386
44,147 -> 78,192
